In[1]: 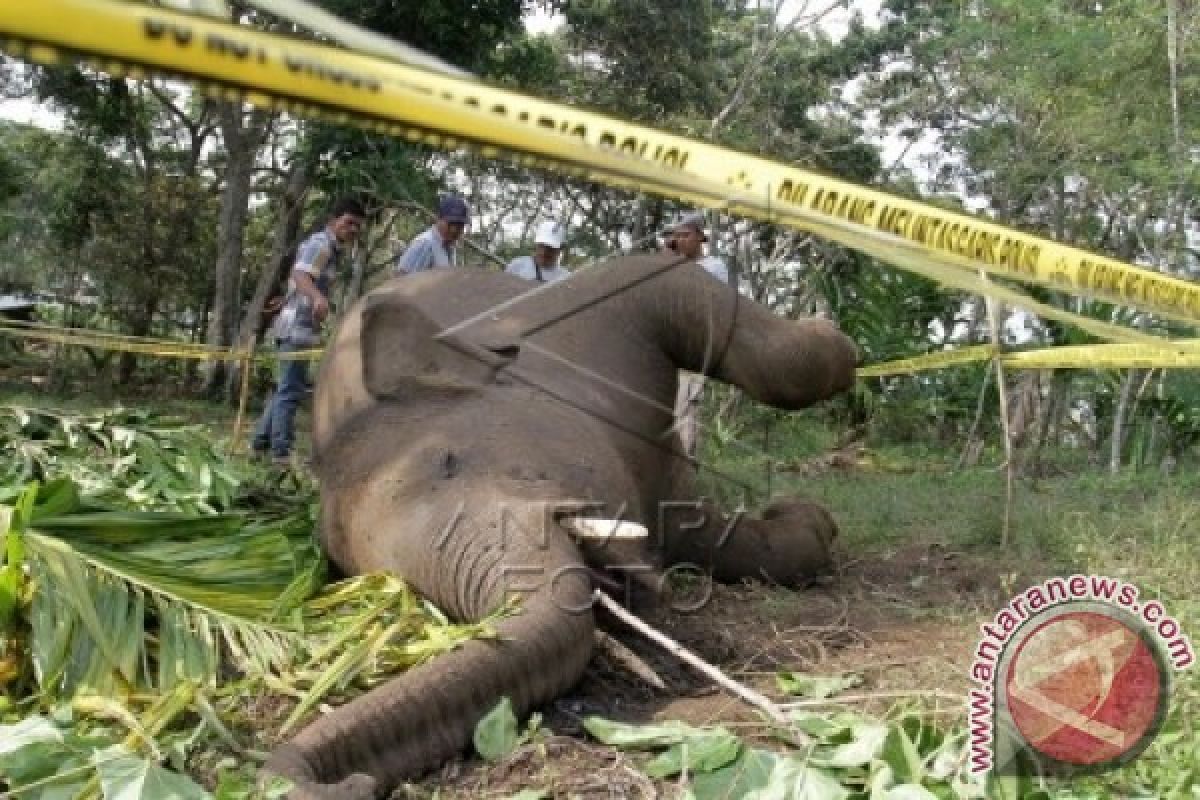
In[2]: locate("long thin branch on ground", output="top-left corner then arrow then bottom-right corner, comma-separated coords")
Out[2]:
593,590 -> 802,738
779,689 -> 963,709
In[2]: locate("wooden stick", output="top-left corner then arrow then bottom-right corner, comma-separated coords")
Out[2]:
980,271 -> 1015,547
594,630 -> 667,691
228,347 -> 255,456
593,590 -> 802,738
780,689 -> 962,709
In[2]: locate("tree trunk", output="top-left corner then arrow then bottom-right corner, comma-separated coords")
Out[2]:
1022,370 -> 1066,483
1109,368 -> 1141,474
202,102 -> 270,399
224,157 -> 312,398
117,295 -> 159,386
959,358 -> 995,469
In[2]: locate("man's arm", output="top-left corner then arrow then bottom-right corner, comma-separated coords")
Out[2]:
292,270 -> 328,322
395,234 -> 433,275
293,236 -> 334,321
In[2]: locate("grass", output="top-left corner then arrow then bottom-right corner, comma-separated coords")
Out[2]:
699,410 -> 1200,800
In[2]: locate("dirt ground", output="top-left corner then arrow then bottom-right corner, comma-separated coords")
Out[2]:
395,541 -> 1040,799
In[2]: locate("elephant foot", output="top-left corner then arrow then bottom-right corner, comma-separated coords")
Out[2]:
262,744 -> 377,800
663,496 -> 838,587
283,775 -> 377,800
721,497 -> 837,585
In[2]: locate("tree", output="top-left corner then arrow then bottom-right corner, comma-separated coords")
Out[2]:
26,68 -> 219,385
865,0 -> 1199,470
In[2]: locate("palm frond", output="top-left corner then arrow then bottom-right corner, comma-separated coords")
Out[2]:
1,474 -> 325,704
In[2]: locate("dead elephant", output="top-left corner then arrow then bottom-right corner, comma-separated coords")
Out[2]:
265,253 -> 859,798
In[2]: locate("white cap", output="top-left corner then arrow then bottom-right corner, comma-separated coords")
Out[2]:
670,211 -> 708,241
534,221 -> 566,249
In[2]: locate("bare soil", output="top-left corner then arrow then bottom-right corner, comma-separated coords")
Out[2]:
394,541 -> 1043,799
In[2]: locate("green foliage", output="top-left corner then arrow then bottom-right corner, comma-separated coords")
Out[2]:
314,0 -> 533,73
473,697 -> 521,763
281,575 -> 513,735
583,717 -> 743,781
0,406 -> 245,514
562,0 -> 728,120
777,671 -> 864,700
585,712 -> 985,800
1,476 -> 323,703
873,0 -> 1197,257
0,403 -> 506,799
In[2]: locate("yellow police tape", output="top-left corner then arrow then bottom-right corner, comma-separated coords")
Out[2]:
858,341 -> 1200,377
1002,344 -> 1200,371
2,0 -> 1199,328
856,346 -> 998,378
8,316 -> 1200,381
0,318 -> 227,352
0,323 -> 322,362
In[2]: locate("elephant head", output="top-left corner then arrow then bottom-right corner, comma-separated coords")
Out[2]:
264,253 -> 858,798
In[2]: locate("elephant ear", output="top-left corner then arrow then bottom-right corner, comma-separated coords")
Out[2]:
361,291 -> 519,397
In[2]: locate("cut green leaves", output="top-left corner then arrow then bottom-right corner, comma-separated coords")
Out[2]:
776,671 -> 865,700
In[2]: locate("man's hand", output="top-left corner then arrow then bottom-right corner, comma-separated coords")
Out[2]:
312,295 -> 330,323
292,270 -> 328,325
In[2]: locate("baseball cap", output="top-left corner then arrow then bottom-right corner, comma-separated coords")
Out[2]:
438,195 -> 470,224
670,211 -> 708,241
534,221 -> 566,249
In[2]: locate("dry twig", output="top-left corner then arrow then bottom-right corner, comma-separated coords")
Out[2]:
593,590 -> 803,740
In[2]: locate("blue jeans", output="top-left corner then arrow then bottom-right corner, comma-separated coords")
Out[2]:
252,340 -> 310,457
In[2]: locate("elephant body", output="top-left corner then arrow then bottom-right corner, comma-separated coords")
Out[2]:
266,254 -> 858,798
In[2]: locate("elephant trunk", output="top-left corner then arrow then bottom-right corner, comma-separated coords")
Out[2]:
633,257 -> 859,409
265,559 -> 595,797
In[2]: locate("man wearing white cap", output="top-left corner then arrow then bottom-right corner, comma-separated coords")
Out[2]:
506,221 -> 570,283
665,211 -> 731,459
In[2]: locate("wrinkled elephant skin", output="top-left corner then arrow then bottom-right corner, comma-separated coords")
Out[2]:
264,254 -> 858,798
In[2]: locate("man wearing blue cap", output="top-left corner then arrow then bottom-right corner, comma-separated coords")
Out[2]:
395,194 -> 469,274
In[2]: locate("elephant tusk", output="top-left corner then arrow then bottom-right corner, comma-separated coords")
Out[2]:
560,516 -> 649,541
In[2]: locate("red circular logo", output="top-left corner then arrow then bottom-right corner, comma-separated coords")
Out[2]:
1003,608 -> 1167,768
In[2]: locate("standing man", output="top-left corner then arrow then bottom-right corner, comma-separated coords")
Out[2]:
395,194 -> 469,275
506,221 -> 570,283
665,211 -> 731,459
252,196 -> 365,465
666,211 -> 729,284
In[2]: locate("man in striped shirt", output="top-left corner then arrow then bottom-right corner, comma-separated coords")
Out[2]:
253,196 -> 365,465
395,195 -> 470,274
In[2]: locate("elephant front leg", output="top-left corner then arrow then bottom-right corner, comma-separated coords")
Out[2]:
659,498 -> 838,587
